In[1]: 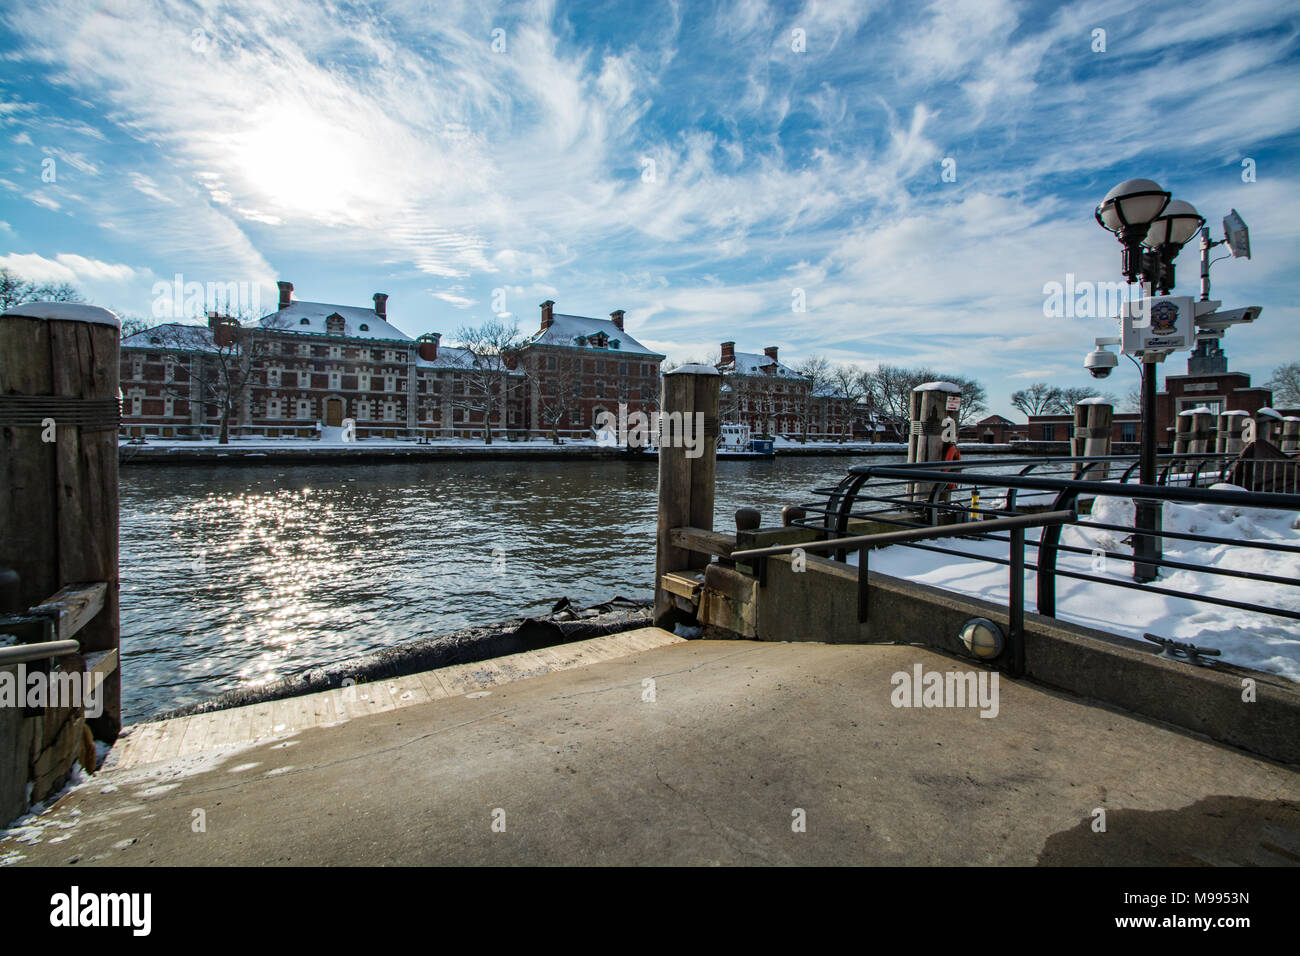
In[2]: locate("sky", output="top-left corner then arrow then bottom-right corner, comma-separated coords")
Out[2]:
1,0 -> 1297,418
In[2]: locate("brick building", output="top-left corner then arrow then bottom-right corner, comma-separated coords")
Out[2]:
119,285 -> 658,442
514,300 -> 664,441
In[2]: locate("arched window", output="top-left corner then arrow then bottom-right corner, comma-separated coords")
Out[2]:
299,317 -> 310,325
359,323 -> 369,331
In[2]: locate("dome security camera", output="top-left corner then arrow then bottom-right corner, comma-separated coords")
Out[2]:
1084,346 -> 1118,379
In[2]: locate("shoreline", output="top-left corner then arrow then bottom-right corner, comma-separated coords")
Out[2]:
120,439 -> 1069,465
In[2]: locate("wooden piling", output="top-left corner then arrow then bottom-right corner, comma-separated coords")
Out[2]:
906,382 -> 960,505
1216,411 -> 1247,454
654,365 -> 720,624
1282,417 -> 1300,454
1174,406 -> 1215,455
0,303 -> 121,820
1070,399 -> 1112,479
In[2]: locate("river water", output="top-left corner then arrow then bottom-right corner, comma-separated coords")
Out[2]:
119,454 -> 920,720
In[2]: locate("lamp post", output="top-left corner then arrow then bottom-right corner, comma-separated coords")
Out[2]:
1094,179 -> 1202,583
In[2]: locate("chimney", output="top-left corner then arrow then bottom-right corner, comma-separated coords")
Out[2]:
373,292 -> 388,319
540,299 -> 555,331
417,332 -> 440,362
764,345 -> 779,363
610,309 -> 625,331
277,280 -> 294,310
721,341 -> 735,367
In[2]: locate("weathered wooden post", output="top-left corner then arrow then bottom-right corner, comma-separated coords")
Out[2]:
1281,417 -> 1300,455
1256,407 -> 1283,446
1174,406 -> 1215,455
0,303 -> 121,820
654,365 -> 720,623
1216,410 -> 1248,454
1071,398 -> 1112,479
906,381 -> 960,506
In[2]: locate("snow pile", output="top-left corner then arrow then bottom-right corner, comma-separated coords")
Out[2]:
862,487 -> 1300,681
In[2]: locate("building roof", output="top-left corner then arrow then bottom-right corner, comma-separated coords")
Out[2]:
523,313 -> 663,357
258,301 -> 412,342
122,322 -> 220,352
719,350 -> 804,380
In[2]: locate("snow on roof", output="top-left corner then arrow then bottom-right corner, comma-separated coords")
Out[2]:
2,301 -> 120,327
1222,410 -> 1250,416
1257,407 -> 1282,419
1179,406 -> 1214,416
666,363 -> 720,376
122,322 -> 220,352
259,301 -> 412,341
524,313 -> 662,356
915,381 -> 961,393
1077,396 -> 1112,405
414,345 -> 519,374
721,350 -> 804,379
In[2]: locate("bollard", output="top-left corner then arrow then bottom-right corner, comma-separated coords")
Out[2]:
781,505 -> 806,527
1256,407 -> 1283,446
1071,398 -> 1112,479
1174,406 -> 1215,455
654,365 -> 721,623
0,302 -> 122,821
1282,417 -> 1300,454
1216,411 -> 1248,454
906,381 -> 961,509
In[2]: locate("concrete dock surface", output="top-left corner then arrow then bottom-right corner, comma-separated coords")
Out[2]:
4,634 -> 1298,866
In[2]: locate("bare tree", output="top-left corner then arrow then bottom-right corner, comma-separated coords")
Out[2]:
451,319 -> 526,444
524,350 -> 583,444
1011,383 -> 1061,417
151,310 -> 286,444
795,355 -> 831,443
0,268 -> 83,312
1267,362 -> 1300,407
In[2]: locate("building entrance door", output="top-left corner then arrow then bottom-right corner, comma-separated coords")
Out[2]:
325,398 -> 344,427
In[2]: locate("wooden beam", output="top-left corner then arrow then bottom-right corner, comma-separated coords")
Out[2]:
82,647 -> 119,692
30,582 -> 107,642
669,526 -> 736,558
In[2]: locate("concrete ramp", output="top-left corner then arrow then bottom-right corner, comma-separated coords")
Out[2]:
3,637 -> 1297,866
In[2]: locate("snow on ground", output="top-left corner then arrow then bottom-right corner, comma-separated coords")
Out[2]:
858,488 -> 1300,681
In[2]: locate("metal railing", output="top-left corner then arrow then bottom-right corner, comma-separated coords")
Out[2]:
789,454 -> 1300,631
730,509 -> 1078,676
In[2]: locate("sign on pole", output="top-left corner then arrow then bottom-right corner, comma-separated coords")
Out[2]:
1122,295 -> 1196,356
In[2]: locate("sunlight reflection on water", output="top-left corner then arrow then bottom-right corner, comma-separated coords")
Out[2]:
118,455 -> 915,720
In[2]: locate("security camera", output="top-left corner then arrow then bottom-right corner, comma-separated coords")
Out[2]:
1195,305 -> 1261,332
1084,337 -> 1119,378
1085,348 -> 1117,379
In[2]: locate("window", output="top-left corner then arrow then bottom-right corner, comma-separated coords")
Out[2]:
298,370 -> 311,388
1120,422 -> 1137,443
299,317 -> 310,325
131,357 -> 143,379
163,395 -> 174,416
359,323 -> 369,332
359,372 -> 370,391
267,367 -> 281,387
570,409 -> 581,425
357,400 -> 371,420
385,375 -> 396,392
128,390 -> 142,417
328,346 -> 341,359
164,358 -> 175,383
383,402 -> 396,422
298,343 -> 311,356
297,399 -> 311,420
268,398 -> 282,419
328,371 -> 341,390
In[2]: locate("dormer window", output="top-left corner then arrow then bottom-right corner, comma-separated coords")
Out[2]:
359,323 -> 369,331
610,339 -> 620,349
325,313 -> 346,335
574,335 -> 587,346
299,317 -> 310,325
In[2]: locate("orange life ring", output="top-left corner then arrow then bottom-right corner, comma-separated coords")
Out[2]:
943,444 -> 961,490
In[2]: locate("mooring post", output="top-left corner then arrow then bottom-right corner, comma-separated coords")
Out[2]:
654,364 -> 720,624
906,381 -> 960,514
1071,398 -> 1113,480
1282,417 -> 1300,455
0,303 -> 121,818
1216,410 -> 1247,454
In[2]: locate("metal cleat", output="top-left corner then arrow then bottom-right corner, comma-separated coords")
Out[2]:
1143,633 -> 1222,667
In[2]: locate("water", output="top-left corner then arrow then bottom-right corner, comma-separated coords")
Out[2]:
119,454 -> 912,720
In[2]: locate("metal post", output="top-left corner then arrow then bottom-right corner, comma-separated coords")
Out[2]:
1134,357 -> 1161,582
1009,526 -> 1025,678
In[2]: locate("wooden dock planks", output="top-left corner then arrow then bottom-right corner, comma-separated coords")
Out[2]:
113,627 -> 684,770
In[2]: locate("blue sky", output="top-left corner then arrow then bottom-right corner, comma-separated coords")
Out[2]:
1,0 -> 1297,417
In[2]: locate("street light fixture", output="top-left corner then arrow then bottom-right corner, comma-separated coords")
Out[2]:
1143,199 -> 1205,295
1095,178 -> 1171,283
